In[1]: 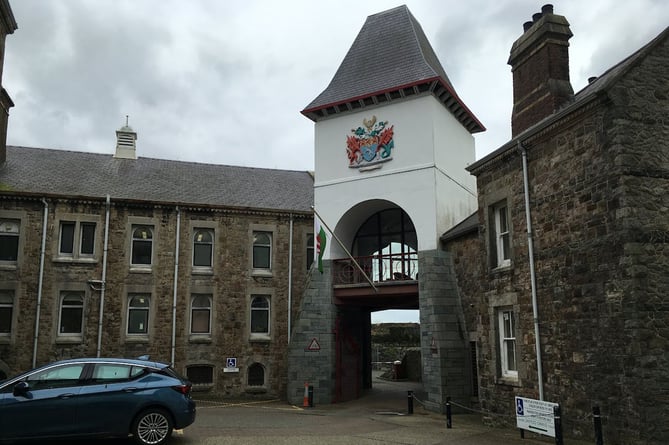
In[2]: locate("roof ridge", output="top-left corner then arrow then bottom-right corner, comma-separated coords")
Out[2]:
6,145 -> 312,174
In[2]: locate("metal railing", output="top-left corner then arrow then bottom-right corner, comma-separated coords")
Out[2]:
332,252 -> 418,285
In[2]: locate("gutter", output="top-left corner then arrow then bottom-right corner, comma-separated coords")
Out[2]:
518,141 -> 544,400
288,214 -> 293,343
32,198 -> 48,368
95,195 -> 111,357
171,206 -> 181,366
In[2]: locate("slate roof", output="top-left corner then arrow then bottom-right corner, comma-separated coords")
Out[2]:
0,146 -> 314,213
302,5 -> 484,133
440,212 -> 478,243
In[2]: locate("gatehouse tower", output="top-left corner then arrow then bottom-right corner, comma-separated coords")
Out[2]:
288,5 -> 484,410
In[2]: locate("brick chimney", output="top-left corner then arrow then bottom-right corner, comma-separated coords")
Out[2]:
508,4 -> 573,137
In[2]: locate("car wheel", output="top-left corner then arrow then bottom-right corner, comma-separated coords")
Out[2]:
132,408 -> 173,445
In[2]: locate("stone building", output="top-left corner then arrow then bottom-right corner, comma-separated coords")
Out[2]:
0,124 -> 314,399
444,6 -> 669,444
2,0 -> 669,442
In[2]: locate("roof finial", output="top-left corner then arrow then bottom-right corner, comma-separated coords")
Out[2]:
125,115 -> 129,126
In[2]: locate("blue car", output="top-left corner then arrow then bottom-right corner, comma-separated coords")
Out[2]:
0,357 -> 196,445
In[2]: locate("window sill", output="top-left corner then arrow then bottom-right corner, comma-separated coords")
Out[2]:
496,375 -> 520,386
0,263 -> 17,271
189,335 -> 212,343
251,269 -> 273,278
250,334 -> 271,342
191,267 -> 214,276
491,263 -> 513,274
0,335 -> 11,344
125,335 -> 150,343
129,266 -> 152,274
52,257 -> 98,265
55,336 -> 83,344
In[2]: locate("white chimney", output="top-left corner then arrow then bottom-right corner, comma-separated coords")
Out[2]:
114,116 -> 137,159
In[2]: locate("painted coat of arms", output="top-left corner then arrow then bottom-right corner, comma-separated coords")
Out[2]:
346,116 -> 394,169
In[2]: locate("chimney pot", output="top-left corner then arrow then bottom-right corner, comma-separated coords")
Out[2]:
523,21 -> 534,32
532,12 -> 543,22
541,4 -> 554,14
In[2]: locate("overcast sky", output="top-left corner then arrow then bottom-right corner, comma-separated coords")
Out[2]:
4,1 -> 667,323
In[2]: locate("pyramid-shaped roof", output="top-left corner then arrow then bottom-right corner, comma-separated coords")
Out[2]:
302,5 -> 484,133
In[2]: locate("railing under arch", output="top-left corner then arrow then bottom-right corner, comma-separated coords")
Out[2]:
332,252 -> 418,286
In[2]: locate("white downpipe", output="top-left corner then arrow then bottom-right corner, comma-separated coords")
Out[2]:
287,214 -> 293,343
519,141 -> 544,400
32,199 -> 48,368
96,195 -> 111,358
171,207 -> 181,366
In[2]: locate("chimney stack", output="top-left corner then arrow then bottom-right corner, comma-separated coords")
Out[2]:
508,4 -> 573,137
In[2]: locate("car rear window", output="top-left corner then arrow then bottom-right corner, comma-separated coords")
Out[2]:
92,364 -> 148,383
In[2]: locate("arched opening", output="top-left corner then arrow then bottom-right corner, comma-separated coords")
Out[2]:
352,208 -> 418,282
329,205 -> 422,402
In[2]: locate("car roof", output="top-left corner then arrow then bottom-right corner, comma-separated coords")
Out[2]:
47,357 -> 169,369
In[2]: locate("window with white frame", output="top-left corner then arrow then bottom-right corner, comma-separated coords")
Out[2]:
490,201 -> 511,268
498,308 -> 517,378
131,225 -> 153,266
190,294 -> 212,335
306,233 -> 314,271
58,291 -> 84,336
193,229 -> 213,268
127,294 -> 150,335
252,232 -> 272,270
0,219 -> 20,262
250,295 -> 270,337
59,221 -> 96,258
0,290 -> 13,335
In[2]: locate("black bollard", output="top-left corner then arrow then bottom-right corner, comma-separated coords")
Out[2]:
553,405 -> 563,445
307,385 -> 314,408
446,397 -> 452,429
593,406 -> 603,445
407,390 -> 414,415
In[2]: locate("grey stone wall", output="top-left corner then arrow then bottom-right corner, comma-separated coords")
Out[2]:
286,261 -> 337,405
458,33 -> 669,444
418,249 -> 470,413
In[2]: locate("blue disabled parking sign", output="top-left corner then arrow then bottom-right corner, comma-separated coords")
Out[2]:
516,398 -> 524,415
226,358 -> 237,368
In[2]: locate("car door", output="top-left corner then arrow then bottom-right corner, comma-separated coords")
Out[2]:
0,363 -> 85,440
75,363 -> 149,435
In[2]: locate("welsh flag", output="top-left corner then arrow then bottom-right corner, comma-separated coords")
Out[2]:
316,222 -> 327,274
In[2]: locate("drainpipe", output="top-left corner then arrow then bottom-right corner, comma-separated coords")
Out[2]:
96,195 -> 111,358
171,206 -> 181,366
518,141 -> 544,400
288,214 -> 293,343
32,199 -> 48,368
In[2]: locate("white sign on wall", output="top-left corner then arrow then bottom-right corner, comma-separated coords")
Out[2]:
515,396 -> 558,437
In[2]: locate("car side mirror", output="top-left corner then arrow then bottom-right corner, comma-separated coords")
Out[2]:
13,381 -> 30,397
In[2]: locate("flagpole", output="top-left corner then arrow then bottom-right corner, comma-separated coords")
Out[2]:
312,206 -> 378,293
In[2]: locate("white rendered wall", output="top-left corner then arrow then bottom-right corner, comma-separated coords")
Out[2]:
313,95 -> 477,259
